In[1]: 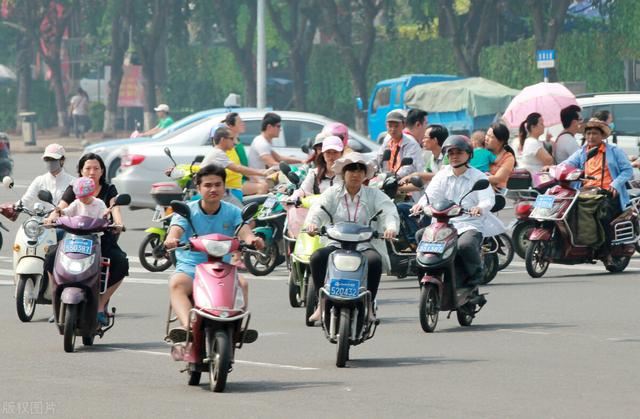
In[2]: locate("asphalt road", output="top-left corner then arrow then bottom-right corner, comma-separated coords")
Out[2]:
0,153 -> 639,419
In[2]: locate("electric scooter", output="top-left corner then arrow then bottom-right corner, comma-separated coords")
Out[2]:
165,200 -> 260,393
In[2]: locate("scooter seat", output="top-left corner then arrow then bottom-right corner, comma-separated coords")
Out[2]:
243,194 -> 268,206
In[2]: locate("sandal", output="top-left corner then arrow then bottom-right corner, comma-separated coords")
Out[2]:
168,326 -> 191,343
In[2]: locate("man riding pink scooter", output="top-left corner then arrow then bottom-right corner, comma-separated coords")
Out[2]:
164,164 -> 265,343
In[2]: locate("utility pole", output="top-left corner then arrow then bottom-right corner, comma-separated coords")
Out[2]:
256,0 -> 267,108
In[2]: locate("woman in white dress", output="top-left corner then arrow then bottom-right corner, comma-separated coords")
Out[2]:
517,112 -> 554,174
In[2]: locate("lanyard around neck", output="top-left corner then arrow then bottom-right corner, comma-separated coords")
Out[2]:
344,194 -> 360,222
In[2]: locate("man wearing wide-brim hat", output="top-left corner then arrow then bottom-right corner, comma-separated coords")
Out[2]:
562,118 -> 634,242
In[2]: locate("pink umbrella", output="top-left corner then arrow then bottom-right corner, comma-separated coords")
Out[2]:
503,82 -> 578,128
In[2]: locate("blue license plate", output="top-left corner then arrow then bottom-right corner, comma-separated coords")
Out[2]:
534,195 -> 555,209
329,279 -> 360,298
418,242 -> 446,254
63,238 -> 93,255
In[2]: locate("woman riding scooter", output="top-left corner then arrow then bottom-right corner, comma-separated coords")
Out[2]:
291,136 -> 344,200
44,153 -> 128,326
305,153 -> 399,323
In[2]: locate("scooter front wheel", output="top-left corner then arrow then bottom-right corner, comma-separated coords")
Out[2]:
208,329 -> 231,393
525,240 -> 550,278
243,238 -> 279,276
512,221 -> 535,259
336,308 -> 350,368
418,284 -> 439,333
16,276 -> 37,322
288,269 -> 303,308
138,233 -> 172,272
496,233 -> 515,271
305,280 -> 318,327
63,305 -> 78,353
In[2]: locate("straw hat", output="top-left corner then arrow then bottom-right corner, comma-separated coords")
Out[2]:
331,152 -> 377,179
584,118 -> 611,137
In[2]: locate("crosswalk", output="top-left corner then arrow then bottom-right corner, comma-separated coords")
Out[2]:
1,253 -> 639,288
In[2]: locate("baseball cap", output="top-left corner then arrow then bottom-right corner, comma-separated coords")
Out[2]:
386,110 -> 406,123
42,143 -> 65,160
321,136 -> 344,153
73,177 -> 96,199
154,104 -> 170,112
313,132 -> 328,147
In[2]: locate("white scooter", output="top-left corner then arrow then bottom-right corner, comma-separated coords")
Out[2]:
1,176 -> 57,322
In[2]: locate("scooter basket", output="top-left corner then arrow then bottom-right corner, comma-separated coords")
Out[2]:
612,220 -> 636,245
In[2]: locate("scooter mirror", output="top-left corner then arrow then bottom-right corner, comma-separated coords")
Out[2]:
241,202 -> 259,222
409,176 -> 424,189
163,147 -> 172,158
2,176 -> 14,189
113,194 -> 131,206
37,190 -> 53,204
170,200 -> 191,220
301,144 -> 309,154
382,149 -> 392,162
279,161 -> 291,175
287,172 -> 300,186
400,157 -> 413,167
193,155 -> 204,164
471,179 -> 490,191
491,194 -> 506,212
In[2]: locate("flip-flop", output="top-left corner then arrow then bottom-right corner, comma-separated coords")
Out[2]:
243,329 -> 258,344
168,327 -> 190,343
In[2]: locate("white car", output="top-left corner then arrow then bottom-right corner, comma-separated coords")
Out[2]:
112,110 -> 378,209
577,92 -> 640,157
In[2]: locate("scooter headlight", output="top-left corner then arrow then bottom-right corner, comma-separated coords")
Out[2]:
332,254 -> 362,272
23,219 -> 43,240
59,252 -> 95,274
201,239 -> 233,257
421,227 -> 453,243
446,207 -> 462,217
327,226 -> 373,242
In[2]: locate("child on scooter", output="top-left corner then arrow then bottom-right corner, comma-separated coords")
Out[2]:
50,177 -> 107,220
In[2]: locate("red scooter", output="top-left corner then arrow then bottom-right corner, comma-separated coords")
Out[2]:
525,163 -> 638,278
166,201 -> 260,393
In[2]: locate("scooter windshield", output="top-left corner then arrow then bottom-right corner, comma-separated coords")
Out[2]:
57,216 -> 109,233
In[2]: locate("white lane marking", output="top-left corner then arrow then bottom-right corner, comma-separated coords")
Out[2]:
102,346 -> 318,370
497,329 -> 551,335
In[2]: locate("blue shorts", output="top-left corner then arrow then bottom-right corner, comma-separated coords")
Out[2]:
174,262 -> 196,280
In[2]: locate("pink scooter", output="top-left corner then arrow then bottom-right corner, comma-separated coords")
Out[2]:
166,200 -> 260,393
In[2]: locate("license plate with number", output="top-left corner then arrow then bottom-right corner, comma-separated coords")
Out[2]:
534,195 -> 555,209
329,279 -> 360,298
63,238 -> 93,255
263,196 -> 277,209
418,242 -> 446,254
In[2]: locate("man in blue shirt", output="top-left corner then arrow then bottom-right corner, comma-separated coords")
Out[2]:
164,164 -> 264,342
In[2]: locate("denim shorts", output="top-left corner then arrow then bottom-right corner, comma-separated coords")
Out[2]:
174,262 -> 195,280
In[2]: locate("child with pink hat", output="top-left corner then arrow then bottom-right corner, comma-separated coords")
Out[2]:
52,177 -> 108,219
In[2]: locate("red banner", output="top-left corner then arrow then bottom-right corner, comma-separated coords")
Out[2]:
117,65 -> 144,107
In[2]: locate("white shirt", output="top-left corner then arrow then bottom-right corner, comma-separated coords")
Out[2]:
248,134 -> 273,170
305,184 -> 399,272
62,197 -> 107,218
519,137 -> 545,174
20,169 -> 76,211
203,147 -> 232,168
291,168 -> 343,200
376,133 -> 425,178
418,165 -> 495,235
70,94 -> 89,116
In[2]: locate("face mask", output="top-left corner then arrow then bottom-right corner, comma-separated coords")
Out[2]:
609,122 -> 616,131
45,160 -> 61,173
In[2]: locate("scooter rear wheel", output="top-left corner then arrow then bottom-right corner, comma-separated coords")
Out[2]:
243,237 -> 279,276
209,329 -> 231,393
419,284 -> 439,333
16,276 -> 36,322
63,305 -> 77,353
336,308 -> 350,368
481,253 -> 499,285
605,255 -> 631,273
456,304 -> 475,326
187,371 -> 201,386
525,240 -> 550,278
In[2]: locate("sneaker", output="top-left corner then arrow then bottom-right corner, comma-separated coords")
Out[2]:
97,312 -> 109,327
168,326 -> 190,343
243,329 -> 259,344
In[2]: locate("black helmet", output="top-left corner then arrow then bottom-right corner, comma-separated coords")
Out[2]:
441,135 -> 473,167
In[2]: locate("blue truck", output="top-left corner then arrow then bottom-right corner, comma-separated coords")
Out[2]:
359,74 -> 518,141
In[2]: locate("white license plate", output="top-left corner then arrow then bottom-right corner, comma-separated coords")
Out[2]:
534,195 -> 555,209
418,242 -> 446,254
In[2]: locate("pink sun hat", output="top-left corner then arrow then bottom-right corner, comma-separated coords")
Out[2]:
73,177 -> 96,199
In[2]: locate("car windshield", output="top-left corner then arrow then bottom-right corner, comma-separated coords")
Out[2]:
582,103 -> 640,136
